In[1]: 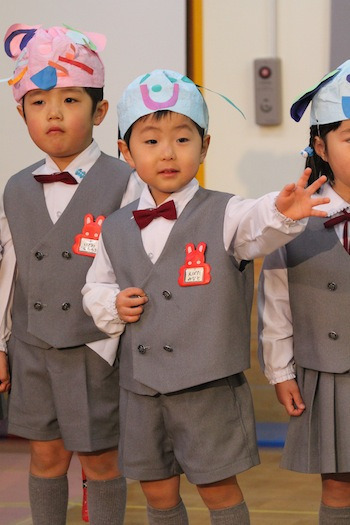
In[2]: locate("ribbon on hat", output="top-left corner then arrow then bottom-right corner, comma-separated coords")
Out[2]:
196,84 -> 246,119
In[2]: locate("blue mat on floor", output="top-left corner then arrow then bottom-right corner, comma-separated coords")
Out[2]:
256,422 -> 288,448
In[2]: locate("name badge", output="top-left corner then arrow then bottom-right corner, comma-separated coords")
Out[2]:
178,242 -> 211,286
72,214 -> 105,257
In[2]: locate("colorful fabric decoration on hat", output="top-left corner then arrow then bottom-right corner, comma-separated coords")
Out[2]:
3,23 -> 106,102
290,60 -> 350,125
117,69 -> 245,138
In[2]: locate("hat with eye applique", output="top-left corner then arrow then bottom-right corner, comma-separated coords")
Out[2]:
3,23 -> 106,102
290,60 -> 350,125
117,69 -> 210,138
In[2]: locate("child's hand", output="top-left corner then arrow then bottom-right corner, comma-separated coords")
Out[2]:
275,379 -> 305,417
275,168 -> 330,220
116,287 -> 148,323
0,352 -> 10,393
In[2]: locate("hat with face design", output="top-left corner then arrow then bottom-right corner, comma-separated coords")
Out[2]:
290,60 -> 350,124
117,69 -> 209,138
4,23 -> 106,102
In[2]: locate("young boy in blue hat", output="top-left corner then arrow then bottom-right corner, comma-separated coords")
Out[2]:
0,24 -> 143,525
83,69 -> 329,524
259,60 -> 350,524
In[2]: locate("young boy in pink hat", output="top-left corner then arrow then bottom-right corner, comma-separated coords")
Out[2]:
0,24 -> 142,525
83,69 -> 331,524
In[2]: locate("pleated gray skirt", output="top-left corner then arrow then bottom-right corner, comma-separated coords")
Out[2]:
281,365 -> 350,474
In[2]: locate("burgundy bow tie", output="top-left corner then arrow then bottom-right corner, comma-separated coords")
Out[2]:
133,200 -> 177,229
34,172 -> 78,185
324,209 -> 350,253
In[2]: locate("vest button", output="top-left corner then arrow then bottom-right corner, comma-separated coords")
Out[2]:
35,251 -> 44,260
62,251 -> 72,259
327,282 -> 337,291
34,302 -> 43,311
328,331 -> 339,340
162,290 -> 172,300
61,302 -> 71,311
138,345 -> 147,354
163,345 -> 173,352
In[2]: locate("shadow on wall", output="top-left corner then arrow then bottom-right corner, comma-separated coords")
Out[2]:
236,150 -> 305,199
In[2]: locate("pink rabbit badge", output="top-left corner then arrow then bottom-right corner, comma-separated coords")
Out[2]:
72,213 -> 105,257
178,242 -> 211,286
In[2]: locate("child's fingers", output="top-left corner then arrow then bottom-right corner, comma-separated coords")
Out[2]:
118,303 -> 146,323
307,174 -> 327,193
295,167 -> 312,188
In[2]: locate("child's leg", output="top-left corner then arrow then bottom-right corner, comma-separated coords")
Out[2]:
79,447 -> 126,525
140,476 -> 188,524
197,475 -> 249,525
29,439 -> 72,525
320,473 -> 350,524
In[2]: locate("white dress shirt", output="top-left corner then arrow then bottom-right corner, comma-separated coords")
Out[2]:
83,179 -> 308,364
0,140 -> 144,361
258,183 -> 349,384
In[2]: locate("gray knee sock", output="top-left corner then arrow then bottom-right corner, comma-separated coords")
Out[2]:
29,473 -> 68,525
210,500 -> 250,525
319,502 -> 350,524
87,476 -> 127,525
147,500 -> 189,524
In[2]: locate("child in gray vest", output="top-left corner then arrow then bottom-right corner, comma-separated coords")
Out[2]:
0,24 -> 143,525
259,61 -> 350,524
83,69 -> 329,525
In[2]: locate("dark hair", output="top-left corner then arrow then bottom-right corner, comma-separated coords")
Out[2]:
21,86 -> 104,119
305,121 -> 342,186
84,87 -> 104,114
122,109 -> 205,149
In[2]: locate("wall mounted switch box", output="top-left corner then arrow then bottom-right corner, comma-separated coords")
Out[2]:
254,57 -> 282,126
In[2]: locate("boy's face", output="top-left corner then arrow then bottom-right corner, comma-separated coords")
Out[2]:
17,87 -> 108,171
119,112 -> 210,206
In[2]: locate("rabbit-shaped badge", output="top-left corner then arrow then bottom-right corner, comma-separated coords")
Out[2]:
178,242 -> 211,286
72,213 -> 105,257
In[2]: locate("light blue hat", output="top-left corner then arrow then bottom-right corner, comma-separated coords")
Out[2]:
290,60 -> 350,125
117,69 -> 209,138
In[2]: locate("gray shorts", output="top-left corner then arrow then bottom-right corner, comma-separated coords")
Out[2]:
7,336 -> 120,452
119,374 -> 260,484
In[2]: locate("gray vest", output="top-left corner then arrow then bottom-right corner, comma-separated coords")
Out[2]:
103,187 -> 254,395
4,152 -> 131,349
286,216 -> 350,373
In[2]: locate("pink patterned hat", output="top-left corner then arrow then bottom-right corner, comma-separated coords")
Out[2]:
4,24 -> 106,102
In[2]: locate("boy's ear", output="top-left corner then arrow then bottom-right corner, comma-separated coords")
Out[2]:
93,99 -> 109,126
118,139 -> 135,168
200,134 -> 210,164
16,104 -> 25,122
314,136 -> 327,161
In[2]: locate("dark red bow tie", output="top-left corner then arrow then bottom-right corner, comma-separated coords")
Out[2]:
133,200 -> 177,229
34,172 -> 78,185
324,209 -> 350,253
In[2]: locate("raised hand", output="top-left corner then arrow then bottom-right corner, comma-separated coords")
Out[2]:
275,168 -> 330,221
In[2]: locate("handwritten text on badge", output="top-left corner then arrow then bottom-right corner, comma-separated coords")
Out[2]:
178,242 -> 211,286
72,214 -> 105,258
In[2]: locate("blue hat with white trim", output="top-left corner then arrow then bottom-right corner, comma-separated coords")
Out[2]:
117,69 -> 209,138
291,60 -> 350,125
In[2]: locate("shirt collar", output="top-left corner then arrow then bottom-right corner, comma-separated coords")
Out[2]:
138,178 -> 199,217
32,140 -> 101,182
314,182 -> 350,216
